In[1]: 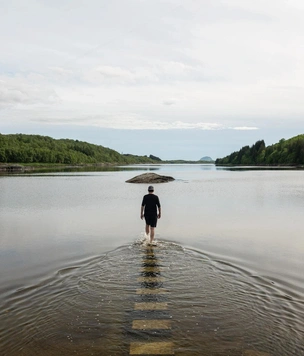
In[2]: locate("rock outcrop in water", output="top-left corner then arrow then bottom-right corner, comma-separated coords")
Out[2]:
126,172 -> 174,184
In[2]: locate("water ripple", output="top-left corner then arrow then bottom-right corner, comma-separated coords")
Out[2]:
1,242 -> 304,355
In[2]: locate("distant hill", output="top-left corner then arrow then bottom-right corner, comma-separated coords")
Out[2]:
199,156 -> 213,162
0,133 -> 159,165
215,134 -> 304,166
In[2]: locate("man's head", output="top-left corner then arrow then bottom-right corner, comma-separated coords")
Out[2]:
148,185 -> 154,193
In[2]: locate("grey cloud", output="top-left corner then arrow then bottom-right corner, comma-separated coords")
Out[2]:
49,67 -> 73,76
163,99 -> 176,106
1,0 -> 304,153
81,61 -> 220,87
0,77 -> 59,106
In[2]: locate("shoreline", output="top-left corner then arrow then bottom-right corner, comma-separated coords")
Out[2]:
0,161 -> 213,173
0,162 -> 118,173
1,162 -> 303,173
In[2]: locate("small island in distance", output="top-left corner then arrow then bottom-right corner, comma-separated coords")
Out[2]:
0,133 -> 304,171
200,156 -> 214,162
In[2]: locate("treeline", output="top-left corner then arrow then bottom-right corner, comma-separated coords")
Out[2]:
0,134 -> 158,165
216,134 -> 304,165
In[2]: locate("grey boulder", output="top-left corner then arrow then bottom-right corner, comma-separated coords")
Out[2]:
126,172 -> 174,183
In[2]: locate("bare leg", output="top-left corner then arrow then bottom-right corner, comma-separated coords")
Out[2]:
145,224 -> 150,237
150,227 -> 155,243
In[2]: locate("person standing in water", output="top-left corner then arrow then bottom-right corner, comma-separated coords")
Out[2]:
140,186 -> 161,244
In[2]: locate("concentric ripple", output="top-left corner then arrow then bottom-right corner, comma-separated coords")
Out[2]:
0,241 -> 303,356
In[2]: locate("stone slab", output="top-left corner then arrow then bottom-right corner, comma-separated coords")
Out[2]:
130,341 -> 174,355
134,302 -> 168,310
132,319 -> 171,330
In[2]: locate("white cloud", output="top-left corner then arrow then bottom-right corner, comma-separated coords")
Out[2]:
170,121 -> 224,130
89,66 -> 133,81
25,110 -> 257,131
48,67 -> 73,76
163,98 -> 176,106
1,0 -> 304,154
233,127 -> 259,131
82,65 -> 159,85
0,75 -> 59,106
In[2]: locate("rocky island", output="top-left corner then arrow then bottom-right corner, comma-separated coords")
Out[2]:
126,172 -> 175,184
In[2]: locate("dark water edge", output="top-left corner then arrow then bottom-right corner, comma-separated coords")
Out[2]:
0,164 -> 161,175
216,165 -> 304,171
1,240 -> 303,356
1,163 -> 304,176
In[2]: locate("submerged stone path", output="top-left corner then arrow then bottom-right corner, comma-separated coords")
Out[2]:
129,245 -> 174,355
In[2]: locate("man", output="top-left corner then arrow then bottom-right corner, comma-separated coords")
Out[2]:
140,185 -> 161,245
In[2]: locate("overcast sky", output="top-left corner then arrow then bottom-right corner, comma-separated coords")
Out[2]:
1,0 -> 304,160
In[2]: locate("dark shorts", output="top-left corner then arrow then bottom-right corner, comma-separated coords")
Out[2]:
144,214 -> 158,228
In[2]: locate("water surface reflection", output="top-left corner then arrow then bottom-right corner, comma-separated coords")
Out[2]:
1,166 -> 304,355
1,242 -> 303,355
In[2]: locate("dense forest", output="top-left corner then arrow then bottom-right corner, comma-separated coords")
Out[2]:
215,134 -> 304,165
0,134 -> 158,165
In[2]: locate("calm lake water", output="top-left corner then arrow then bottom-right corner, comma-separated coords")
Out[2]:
0,164 -> 303,356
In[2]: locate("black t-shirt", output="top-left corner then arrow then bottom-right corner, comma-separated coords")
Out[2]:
141,194 -> 161,216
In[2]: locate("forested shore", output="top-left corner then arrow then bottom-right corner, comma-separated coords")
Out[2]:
0,134 -> 158,168
0,133 -> 211,171
1,133 -> 304,170
215,134 -> 304,166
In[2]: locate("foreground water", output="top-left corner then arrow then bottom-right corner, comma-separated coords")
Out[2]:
0,165 -> 303,355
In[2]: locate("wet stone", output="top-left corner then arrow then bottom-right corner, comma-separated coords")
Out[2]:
134,302 -> 168,310
134,293 -> 168,303
132,319 -> 171,330
130,341 -> 174,355
130,309 -> 172,321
